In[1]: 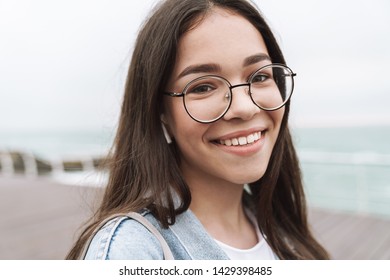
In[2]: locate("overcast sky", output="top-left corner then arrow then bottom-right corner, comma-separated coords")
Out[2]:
1,0 -> 390,132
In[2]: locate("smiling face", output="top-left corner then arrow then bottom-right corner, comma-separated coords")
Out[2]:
163,8 -> 285,188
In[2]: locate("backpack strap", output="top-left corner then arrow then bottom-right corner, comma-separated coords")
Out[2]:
80,212 -> 174,260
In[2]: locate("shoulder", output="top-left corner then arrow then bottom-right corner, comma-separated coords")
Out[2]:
84,214 -> 165,260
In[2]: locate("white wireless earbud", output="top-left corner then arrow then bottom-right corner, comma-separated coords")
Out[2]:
161,122 -> 172,144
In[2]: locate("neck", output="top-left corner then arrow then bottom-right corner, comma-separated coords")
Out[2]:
189,180 -> 246,224
181,160 -> 245,218
186,175 -> 259,248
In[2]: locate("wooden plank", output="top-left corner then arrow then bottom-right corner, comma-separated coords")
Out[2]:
349,215 -> 389,259
0,176 -> 102,260
309,208 -> 390,260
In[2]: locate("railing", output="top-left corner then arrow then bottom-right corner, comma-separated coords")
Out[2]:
298,150 -> 390,218
0,150 -> 107,178
298,150 -> 390,166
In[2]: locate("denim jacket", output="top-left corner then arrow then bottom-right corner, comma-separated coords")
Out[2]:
84,209 -> 230,260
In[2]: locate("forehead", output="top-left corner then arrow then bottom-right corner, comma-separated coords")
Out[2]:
173,8 -> 269,75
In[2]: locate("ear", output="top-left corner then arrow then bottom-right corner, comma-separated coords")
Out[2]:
160,114 -> 172,144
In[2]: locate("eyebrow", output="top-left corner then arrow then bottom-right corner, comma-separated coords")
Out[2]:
178,64 -> 222,79
177,53 -> 272,79
243,53 -> 271,67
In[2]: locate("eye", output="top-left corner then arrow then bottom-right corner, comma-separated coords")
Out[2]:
251,72 -> 270,83
189,84 -> 215,94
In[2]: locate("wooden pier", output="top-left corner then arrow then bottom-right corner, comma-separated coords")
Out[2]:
0,176 -> 389,260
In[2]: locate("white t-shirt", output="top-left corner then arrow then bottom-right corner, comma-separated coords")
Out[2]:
214,212 -> 277,260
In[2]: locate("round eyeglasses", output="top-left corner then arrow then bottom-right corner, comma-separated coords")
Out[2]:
164,64 -> 296,124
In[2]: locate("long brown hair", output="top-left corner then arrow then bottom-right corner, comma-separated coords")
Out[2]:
67,0 -> 329,260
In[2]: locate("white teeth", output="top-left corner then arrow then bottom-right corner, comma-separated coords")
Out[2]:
238,137 -> 247,145
225,139 -> 232,146
219,131 -> 262,146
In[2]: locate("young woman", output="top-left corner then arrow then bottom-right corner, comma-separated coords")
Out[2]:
67,0 -> 329,260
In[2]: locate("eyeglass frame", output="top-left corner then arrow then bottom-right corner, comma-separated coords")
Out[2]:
164,63 -> 296,124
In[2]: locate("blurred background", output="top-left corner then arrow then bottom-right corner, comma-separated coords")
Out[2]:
0,0 -> 389,259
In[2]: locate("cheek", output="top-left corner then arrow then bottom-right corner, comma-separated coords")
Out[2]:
163,97 -> 181,130
164,97 -> 205,142
164,99 -> 214,172
266,108 -> 285,152
269,107 -> 285,132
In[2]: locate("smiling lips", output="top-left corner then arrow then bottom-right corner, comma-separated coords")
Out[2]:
218,131 -> 262,146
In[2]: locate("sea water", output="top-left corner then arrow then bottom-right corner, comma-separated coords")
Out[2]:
293,126 -> 390,219
1,126 -> 389,219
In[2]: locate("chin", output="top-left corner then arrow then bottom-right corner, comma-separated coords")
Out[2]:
229,169 -> 266,185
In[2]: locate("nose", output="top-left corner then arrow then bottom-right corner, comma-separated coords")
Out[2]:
222,83 -> 260,121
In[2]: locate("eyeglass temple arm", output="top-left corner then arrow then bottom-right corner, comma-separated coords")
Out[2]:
163,92 -> 184,97
286,73 -> 297,77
